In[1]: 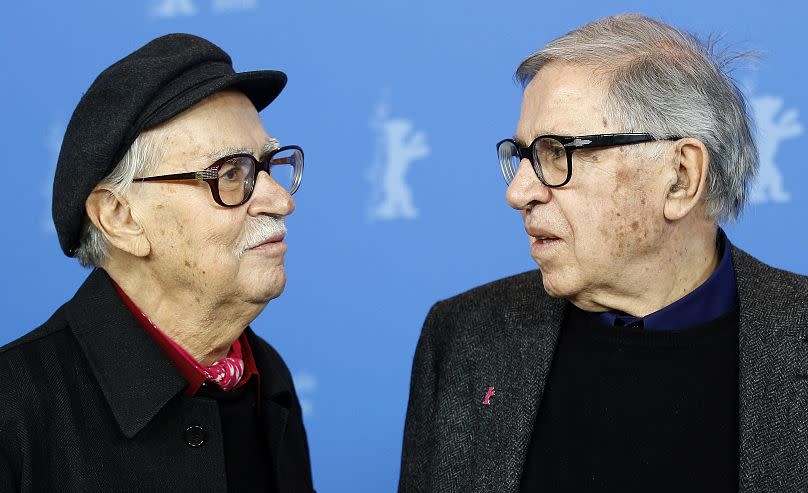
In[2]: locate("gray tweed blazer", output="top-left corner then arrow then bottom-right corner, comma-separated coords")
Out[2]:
399,246 -> 808,492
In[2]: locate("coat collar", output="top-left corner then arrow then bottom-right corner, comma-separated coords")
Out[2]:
65,269 -> 295,441
66,268 -> 188,438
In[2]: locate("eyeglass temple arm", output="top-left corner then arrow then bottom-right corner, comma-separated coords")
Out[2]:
134,169 -> 218,182
563,134 -> 683,149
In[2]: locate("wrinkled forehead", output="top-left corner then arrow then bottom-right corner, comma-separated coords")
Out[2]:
146,90 -> 276,171
516,62 -> 613,142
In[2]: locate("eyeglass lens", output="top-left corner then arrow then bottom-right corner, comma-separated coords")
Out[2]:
498,138 -> 568,187
534,138 -> 568,186
498,140 -> 520,184
217,157 -> 255,205
266,148 -> 303,195
217,148 -> 303,206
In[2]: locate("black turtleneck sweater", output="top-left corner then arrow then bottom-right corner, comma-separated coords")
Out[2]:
519,304 -> 739,492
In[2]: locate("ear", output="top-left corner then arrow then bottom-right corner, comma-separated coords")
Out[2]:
663,138 -> 710,221
84,187 -> 151,258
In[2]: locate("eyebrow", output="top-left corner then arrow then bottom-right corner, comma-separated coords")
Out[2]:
205,147 -> 252,161
204,137 -> 281,162
259,137 -> 281,160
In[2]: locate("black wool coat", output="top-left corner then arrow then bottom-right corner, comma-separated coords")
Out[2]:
399,246 -> 808,493
0,269 -> 315,492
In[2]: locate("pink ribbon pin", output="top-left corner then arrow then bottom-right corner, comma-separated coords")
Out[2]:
482,386 -> 495,406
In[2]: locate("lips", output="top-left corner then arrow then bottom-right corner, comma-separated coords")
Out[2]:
249,233 -> 285,250
524,226 -> 560,243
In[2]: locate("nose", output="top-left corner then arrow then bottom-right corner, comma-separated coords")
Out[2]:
246,170 -> 295,217
505,158 -> 552,210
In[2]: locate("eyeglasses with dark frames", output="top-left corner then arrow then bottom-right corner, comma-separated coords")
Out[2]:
134,145 -> 304,207
496,133 -> 681,187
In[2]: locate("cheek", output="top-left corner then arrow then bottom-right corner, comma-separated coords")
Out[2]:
568,167 -> 655,266
596,187 -> 658,262
190,225 -> 242,270
146,203 -> 240,266
568,200 -> 624,267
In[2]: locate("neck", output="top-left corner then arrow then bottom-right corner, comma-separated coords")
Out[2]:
104,262 -> 264,365
571,222 -> 720,317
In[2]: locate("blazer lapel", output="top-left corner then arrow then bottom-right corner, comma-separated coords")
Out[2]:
467,271 -> 566,492
733,247 -> 808,492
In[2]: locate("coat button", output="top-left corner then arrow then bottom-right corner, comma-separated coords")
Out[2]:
184,425 -> 206,448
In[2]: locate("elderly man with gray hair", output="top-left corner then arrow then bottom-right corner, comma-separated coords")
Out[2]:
399,14 -> 807,493
0,34 -> 313,492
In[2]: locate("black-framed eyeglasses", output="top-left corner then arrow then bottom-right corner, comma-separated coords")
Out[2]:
496,133 -> 680,187
134,145 -> 304,207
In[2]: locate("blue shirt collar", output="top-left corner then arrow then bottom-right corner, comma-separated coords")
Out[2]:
591,229 -> 737,331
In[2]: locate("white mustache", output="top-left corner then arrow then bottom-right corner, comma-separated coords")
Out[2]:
235,216 -> 287,257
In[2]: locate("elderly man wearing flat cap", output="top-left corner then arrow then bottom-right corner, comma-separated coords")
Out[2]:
400,14 -> 808,493
0,34 -> 313,492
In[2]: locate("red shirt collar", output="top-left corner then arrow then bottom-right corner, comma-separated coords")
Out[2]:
112,281 -> 260,397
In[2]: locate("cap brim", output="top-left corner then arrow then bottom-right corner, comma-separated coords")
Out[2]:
144,69 -> 287,130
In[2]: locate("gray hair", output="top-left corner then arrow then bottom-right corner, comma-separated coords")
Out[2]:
74,131 -> 161,267
515,14 -> 758,222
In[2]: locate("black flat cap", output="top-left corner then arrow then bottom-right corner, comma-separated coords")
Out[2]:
53,33 -> 287,256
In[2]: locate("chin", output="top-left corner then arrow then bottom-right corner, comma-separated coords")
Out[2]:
245,268 -> 287,304
266,279 -> 287,301
261,280 -> 287,302
539,268 -> 579,300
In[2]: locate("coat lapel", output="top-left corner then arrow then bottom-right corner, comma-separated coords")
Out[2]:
246,330 -> 293,489
467,270 -> 566,492
457,247 -> 808,492
733,246 -> 808,492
